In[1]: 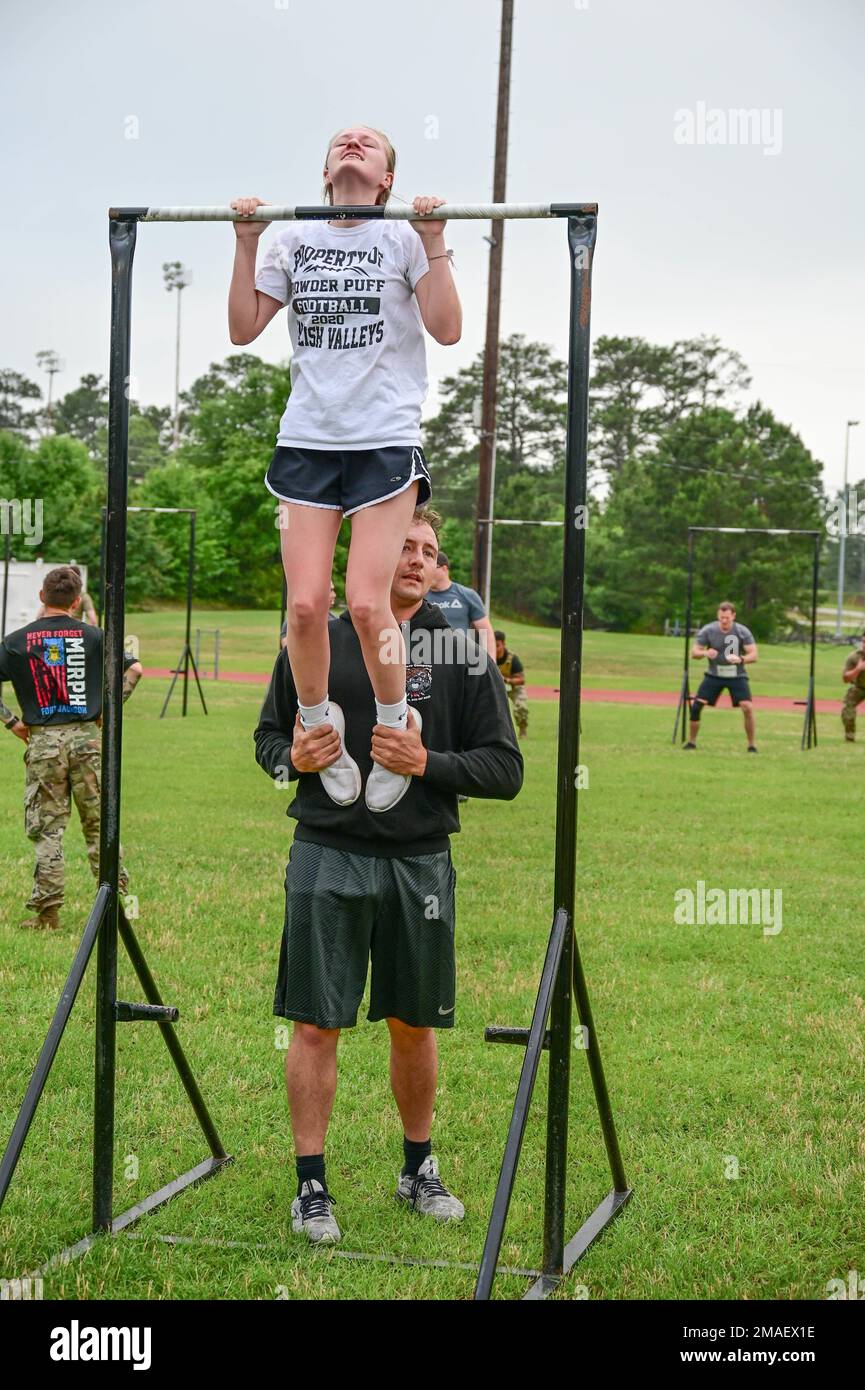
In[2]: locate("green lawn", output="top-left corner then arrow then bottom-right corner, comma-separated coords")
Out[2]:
0,622 -> 862,1300
128,606 -> 852,702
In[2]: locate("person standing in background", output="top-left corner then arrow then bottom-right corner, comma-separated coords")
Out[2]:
495,629 -> 528,739
425,551 -> 495,660
0,566 -> 142,930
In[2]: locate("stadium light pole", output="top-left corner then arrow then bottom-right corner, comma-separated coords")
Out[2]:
836,420 -> 860,638
163,261 -> 192,449
35,349 -> 64,433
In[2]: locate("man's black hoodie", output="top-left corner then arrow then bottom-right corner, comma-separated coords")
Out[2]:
253,599 -> 524,857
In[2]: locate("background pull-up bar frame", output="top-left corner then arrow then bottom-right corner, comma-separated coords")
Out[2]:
97,505 -> 207,718
673,526 -> 821,752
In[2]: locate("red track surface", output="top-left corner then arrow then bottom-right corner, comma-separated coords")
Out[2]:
142,668 -> 842,714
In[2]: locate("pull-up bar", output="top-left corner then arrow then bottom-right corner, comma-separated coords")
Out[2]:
108,202 -> 597,223
688,527 -> 821,538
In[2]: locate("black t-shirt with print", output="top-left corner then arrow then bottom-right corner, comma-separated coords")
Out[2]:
0,616 -> 134,725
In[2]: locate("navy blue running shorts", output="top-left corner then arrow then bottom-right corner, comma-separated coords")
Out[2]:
265,444 -> 432,517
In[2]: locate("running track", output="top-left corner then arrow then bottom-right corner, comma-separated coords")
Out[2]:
142,668 -> 842,715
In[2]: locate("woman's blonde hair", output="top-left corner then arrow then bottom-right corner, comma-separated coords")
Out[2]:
322,126 -> 396,206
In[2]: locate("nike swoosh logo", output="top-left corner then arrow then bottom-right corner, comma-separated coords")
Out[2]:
438,1004 -> 455,1015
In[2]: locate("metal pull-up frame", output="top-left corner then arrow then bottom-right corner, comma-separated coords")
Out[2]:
0,199 -> 630,1302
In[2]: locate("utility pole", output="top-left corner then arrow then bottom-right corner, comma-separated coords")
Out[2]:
163,261 -> 192,449
473,0 -> 514,606
35,350 -> 64,433
836,419 -> 860,638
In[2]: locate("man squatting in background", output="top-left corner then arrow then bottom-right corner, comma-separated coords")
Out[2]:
0,565 -> 142,930
254,506 -> 523,1244
685,601 -> 759,753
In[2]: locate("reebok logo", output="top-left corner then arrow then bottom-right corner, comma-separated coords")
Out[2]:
49,1320 -> 152,1370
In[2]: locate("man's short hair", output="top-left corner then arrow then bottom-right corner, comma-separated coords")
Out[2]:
43,565 -> 82,608
435,551 -> 449,568
494,629 -> 506,641
410,504 -> 442,542
717,601 -> 736,614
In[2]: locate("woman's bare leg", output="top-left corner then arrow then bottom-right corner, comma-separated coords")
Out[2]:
279,502 -> 343,706
345,484 -> 419,705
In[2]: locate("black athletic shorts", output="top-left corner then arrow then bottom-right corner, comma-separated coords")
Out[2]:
273,839 -> 457,1030
264,444 -> 432,516
695,673 -> 753,707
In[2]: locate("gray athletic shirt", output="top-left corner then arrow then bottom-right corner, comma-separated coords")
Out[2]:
425,581 -> 486,632
696,621 -> 755,677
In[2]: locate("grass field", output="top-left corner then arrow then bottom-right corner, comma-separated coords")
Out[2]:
1,617 -> 863,1300
128,605 -> 855,700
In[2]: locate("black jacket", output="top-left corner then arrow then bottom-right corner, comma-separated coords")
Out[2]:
253,599 -> 524,856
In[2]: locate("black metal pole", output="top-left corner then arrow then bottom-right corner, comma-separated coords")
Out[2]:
541,213 -> 596,1277
97,506 -> 108,628
0,887 -> 110,1210
804,535 -> 820,750
474,909 -> 570,1300
182,512 -> 195,717
0,531 -> 9,701
680,530 -> 695,744
117,907 -> 229,1160
94,218 -> 136,1232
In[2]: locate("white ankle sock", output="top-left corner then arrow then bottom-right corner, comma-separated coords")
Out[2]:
375,695 -> 408,728
299,695 -> 330,729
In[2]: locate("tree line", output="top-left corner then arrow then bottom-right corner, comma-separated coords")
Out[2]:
0,334 -> 840,636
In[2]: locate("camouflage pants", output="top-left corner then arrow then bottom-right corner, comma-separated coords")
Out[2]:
23,723 -> 129,911
508,684 -> 529,733
841,687 -> 865,738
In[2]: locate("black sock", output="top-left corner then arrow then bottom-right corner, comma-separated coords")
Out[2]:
401,1136 -> 431,1178
296,1152 -> 326,1196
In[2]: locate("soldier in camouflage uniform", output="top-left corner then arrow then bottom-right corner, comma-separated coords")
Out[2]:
495,629 -> 528,738
841,631 -> 865,741
0,566 -> 142,929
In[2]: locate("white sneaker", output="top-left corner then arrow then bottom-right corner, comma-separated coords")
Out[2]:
314,701 -> 361,806
365,706 -> 423,814
291,1179 -> 342,1244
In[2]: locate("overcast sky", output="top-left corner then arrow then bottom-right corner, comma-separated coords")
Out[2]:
3,0 -> 863,490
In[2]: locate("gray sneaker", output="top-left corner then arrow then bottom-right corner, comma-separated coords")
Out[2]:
291,1179 -> 341,1244
396,1155 -> 465,1222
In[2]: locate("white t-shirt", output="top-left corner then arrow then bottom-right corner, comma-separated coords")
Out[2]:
254,218 -> 430,450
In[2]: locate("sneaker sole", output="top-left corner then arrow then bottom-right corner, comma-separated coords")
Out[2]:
365,708 -> 422,814
317,703 -> 361,806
